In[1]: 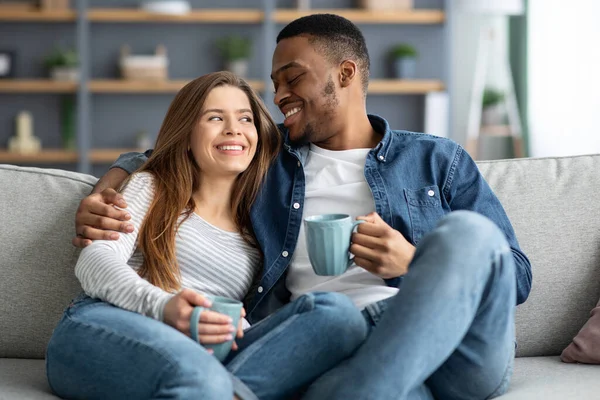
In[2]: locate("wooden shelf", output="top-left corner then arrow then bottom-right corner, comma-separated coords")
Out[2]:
89,149 -> 141,163
88,9 -> 264,23
0,79 -> 438,94
0,150 -> 78,163
0,80 -> 77,93
0,79 -> 439,94
0,149 -> 140,164
273,9 -> 444,24
368,79 -> 444,94
0,8 -> 444,24
89,79 -> 265,93
0,9 -> 76,22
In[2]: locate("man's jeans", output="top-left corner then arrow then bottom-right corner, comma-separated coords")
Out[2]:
46,291 -> 367,400
305,211 -> 517,400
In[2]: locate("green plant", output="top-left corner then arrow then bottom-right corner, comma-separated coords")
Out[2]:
389,43 -> 418,59
216,35 -> 251,62
44,47 -> 78,69
482,87 -> 505,108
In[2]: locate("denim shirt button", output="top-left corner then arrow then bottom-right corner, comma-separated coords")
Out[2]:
282,251 -> 289,257
293,202 -> 300,210
428,190 -> 435,197
257,286 -> 263,293
379,155 -> 385,161
297,161 -> 301,167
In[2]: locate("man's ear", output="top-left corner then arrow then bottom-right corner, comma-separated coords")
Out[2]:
339,60 -> 358,88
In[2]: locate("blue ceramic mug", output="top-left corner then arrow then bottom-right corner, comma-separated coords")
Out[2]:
190,295 -> 242,362
304,214 -> 365,276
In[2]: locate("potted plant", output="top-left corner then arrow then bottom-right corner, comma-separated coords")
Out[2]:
481,87 -> 506,125
216,35 -> 251,78
44,47 -> 79,81
388,43 -> 417,79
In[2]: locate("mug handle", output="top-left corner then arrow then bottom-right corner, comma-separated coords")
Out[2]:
190,306 -> 205,342
347,220 -> 366,267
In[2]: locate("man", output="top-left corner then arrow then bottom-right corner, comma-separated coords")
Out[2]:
75,14 -> 531,399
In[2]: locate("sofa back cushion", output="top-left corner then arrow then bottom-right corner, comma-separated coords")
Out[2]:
0,165 -> 97,359
478,154 -> 600,357
2,154 -> 600,359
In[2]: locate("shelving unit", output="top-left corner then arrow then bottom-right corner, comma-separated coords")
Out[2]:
0,0 -> 451,174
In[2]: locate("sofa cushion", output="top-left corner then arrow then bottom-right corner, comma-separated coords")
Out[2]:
0,165 -> 97,359
0,359 -> 57,399
1,357 -> 598,400
478,155 -> 600,357
498,356 -> 600,399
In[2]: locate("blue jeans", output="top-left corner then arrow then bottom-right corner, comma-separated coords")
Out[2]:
304,211 -> 517,400
46,291 -> 367,400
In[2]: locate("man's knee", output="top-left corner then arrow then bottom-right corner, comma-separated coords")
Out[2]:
432,211 -> 509,254
440,211 -> 503,239
309,292 -> 368,351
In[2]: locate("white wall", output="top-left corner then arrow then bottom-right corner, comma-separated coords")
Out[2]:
528,0 -> 600,157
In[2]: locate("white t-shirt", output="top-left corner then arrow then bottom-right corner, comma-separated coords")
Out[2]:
286,144 -> 399,310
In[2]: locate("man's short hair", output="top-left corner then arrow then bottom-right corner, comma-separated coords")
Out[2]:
277,13 -> 370,95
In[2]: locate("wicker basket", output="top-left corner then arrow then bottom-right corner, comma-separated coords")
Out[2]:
357,0 -> 413,10
119,45 -> 168,81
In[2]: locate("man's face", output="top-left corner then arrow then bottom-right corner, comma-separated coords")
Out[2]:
271,36 -> 340,146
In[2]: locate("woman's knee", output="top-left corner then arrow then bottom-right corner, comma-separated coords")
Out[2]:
46,305 -> 233,400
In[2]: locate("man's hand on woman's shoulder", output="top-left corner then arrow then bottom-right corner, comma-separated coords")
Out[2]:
73,187 -> 134,248
73,167 -> 134,248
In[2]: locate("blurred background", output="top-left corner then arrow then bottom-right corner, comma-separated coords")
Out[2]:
0,0 -> 598,177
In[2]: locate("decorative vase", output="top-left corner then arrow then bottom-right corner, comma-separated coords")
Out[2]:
136,130 -> 153,150
296,0 -> 310,9
8,111 -> 41,154
357,0 -> 413,10
225,59 -> 249,78
481,104 -> 505,126
394,57 -> 416,79
51,66 -> 79,81
40,0 -> 70,11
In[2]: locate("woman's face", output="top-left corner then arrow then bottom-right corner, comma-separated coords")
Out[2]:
190,85 -> 258,178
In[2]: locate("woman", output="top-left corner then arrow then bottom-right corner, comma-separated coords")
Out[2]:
45,72 -> 367,400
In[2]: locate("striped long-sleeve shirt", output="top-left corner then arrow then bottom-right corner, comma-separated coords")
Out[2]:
75,172 -> 261,321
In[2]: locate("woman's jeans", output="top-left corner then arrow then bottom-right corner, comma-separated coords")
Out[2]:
46,291 -> 367,400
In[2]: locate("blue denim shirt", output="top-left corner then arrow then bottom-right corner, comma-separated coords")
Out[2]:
113,115 -> 532,324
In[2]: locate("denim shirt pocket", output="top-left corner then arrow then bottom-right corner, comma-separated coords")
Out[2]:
404,185 -> 445,244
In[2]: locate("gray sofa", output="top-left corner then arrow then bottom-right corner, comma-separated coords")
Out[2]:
1,154 -> 600,399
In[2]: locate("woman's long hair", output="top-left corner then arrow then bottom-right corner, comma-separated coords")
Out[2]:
127,71 -> 281,292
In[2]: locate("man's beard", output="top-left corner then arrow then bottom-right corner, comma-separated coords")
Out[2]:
288,122 -> 314,147
288,76 -> 338,148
